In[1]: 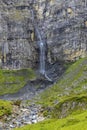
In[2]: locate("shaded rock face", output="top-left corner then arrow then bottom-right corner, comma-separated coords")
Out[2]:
0,0 -> 87,69
0,0 -> 39,69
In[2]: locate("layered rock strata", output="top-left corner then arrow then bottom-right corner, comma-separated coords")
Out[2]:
0,0 -> 87,69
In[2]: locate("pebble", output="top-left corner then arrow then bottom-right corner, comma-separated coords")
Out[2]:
0,104 -> 45,130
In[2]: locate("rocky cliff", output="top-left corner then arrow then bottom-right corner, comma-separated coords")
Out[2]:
0,0 -> 87,69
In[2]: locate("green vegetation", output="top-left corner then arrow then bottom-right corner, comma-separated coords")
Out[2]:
39,57 -> 87,106
0,68 -> 36,95
0,100 -> 12,118
12,100 -> 22,106
52,95 -> 87,118
13,57 -> 87,130
0,58 -> 87,130
14,110 -> 87,130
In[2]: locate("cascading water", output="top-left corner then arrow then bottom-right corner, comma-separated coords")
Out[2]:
31,10 -> 46,75
31,9 -> 52,81
39,42 -> 45,75
2,42 -> 9,63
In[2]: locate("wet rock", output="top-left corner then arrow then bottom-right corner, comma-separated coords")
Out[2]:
0,122 -> 3,129
0,0 -> 87,69
10,124 -> 15,128
0,103 -> 45,130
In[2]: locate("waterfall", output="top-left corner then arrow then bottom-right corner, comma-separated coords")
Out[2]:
31,10 -> 46,75
35,25 -> 46,75
35,29 -> 46,75
31,9 -> 52,81
2,42 -> 9,63
40,42 -> 45,75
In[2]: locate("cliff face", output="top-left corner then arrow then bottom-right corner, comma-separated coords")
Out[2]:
0,0 -> 87,69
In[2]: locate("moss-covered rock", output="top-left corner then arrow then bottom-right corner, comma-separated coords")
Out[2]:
0,68 -> 36,95
0,100 -> 12,118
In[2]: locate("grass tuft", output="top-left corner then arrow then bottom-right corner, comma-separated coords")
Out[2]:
0,68 -> 36,95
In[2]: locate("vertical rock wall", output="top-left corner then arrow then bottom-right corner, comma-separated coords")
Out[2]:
34,0 -> 87,63
0,0 -> 39,69
0,0 -> 87,69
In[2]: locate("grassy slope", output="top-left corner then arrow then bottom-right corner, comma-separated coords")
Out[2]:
0,68 -> 36,95
39,57 -> 87,106
14,111 -> 87,130
14,58 -> 87,130
0,100 -> 12,118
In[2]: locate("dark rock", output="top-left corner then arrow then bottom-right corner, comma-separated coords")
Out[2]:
0,0 -> 86,70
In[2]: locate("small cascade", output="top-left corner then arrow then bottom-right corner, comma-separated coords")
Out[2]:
31,9 -> 52,81
2,42 -> 9,64
39,42 -> 45,75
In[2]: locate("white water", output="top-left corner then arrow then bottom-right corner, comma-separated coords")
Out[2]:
2,42 -> 9,55
31,10 -> 45,75
40,42 -> 45,75
34,26 -> 46,75
31,9 -> 52,81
